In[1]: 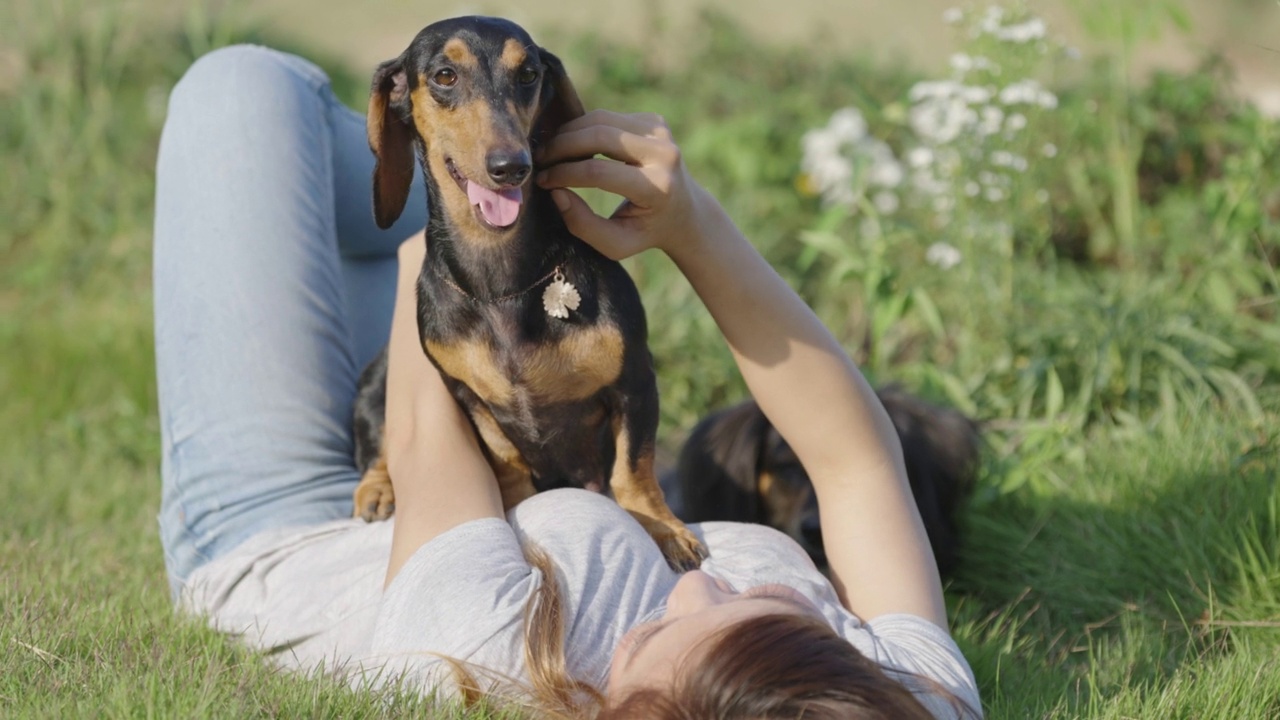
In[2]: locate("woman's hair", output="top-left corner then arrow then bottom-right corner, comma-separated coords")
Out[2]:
597,612 -> 951,720
442,543 -> 604,719
447,548 -> 966,720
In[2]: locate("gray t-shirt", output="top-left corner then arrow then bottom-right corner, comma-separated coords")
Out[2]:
183,489 -> 981,718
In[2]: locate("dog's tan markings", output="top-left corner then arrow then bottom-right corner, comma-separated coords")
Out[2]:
758,470 -> 776,498
411,83 -> 521,245
469,404 -> 537,509
426,338 -> 515,405
427,327 -> 625,406
443,38 -> 478,66
610,416 -> 708,570
522,325 -> 625,403
353,453 -> 395,521
500,38 -> 528,70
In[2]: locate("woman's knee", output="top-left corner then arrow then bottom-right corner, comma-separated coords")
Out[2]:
165,45 -> 333,135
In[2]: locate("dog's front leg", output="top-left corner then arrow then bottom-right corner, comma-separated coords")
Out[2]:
609,401 -> 708,571
469,404 -> 537,509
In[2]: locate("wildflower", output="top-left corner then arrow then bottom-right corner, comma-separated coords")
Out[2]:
1041,143 -> 1058,158
873,190 -> 900,215
926,242 -> 963,269
907,147 -> 934,169
993,18 -> 1046,43
1006,113 -> 1027,131
942,7 -> 964,25
1035,189 -> 1050,204
998,79 -> 1055,108
800,107 -> 904,207
979,106 -> 1004,136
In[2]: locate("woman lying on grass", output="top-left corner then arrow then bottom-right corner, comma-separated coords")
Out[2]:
153,45 -> 981,719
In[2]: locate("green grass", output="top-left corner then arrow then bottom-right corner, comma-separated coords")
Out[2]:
3,0 -> 1279,717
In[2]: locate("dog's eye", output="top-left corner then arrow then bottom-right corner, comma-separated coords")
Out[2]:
433,68 -> 457,87
517,67 -> 539,85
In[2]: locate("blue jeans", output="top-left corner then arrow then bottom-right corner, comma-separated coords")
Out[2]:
153,45 -> 426,597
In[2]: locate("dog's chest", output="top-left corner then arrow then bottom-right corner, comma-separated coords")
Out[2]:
424,322 -> 624,407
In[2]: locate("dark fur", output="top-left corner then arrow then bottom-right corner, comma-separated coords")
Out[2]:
352,17 -> 701,567
671,386 -> 980,578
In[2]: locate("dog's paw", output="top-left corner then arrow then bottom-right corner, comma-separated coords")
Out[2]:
353,468 -> 395,522
632,515 -> 708,572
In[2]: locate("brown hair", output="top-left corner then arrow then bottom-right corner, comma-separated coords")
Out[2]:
447,549 -> 969,720
597,612 -> 951,720
441,543 -> 604,719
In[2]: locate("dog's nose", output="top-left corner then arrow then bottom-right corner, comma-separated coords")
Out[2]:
486,150 -> 532,186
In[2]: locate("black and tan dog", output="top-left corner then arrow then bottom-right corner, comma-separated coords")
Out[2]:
350,16 -> 705,570
670,387 -> 980,578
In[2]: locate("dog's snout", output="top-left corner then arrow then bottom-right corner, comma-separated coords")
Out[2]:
486,150 -> 532,186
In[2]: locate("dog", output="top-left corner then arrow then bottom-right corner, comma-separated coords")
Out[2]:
349,16 -> 705,571
668,386 -> 980,578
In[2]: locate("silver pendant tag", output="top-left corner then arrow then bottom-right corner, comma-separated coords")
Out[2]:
542,271 -> 581,319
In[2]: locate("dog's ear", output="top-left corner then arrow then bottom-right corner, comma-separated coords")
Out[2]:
534,48 -> 584,146
877,384 -> 982,579
367,57 -> 415,230
676,402 -> 770,523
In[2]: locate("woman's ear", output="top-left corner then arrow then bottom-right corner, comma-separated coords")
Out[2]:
367,57 -> 415,229
534,48 -> 585,147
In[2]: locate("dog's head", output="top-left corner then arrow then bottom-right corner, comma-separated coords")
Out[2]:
366,16 -> 584,234
676,389 -> 981,577
678,401 -> 826,565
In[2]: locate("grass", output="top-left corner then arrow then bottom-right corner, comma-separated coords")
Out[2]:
3,0 -> 1279,717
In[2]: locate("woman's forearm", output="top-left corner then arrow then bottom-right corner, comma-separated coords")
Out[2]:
669,185 -> 947,626
666,185 -> 900,480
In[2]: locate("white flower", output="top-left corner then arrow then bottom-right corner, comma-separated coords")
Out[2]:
942,7 -> 964,25
927,242 -> 963,269
873,190 -> 900,215
979,6 -> 1005,35
985,186 -> 1006,202
995,18 -> 1047,43
827,107 -> 868,143
907,146 -> 934,169
1035,189 -> 1050,204
1041,143 -> 1058,158
999,79 -> 1043,105
979,106 -> 1004,136
964,181 -> 981,197
1006,113 -> 1028,131
864,140 -> 905,188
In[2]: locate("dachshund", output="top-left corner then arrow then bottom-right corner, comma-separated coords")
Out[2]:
668,386 -> 980,578
350,16 -> 705,570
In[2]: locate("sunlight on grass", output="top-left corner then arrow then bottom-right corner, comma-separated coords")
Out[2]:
2,0 -> 1278,717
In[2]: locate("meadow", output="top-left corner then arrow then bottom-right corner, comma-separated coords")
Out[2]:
2,1 -> 1278,717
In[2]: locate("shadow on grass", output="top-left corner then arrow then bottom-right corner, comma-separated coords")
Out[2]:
950,417 -> 1280,716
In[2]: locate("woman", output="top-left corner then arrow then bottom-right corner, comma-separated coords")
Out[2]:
154,45 -> 982,718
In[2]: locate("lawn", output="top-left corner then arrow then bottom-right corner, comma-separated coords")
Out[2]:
2,1 -> 1278,718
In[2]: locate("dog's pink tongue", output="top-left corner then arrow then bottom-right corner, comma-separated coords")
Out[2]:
467,181 -> 523,227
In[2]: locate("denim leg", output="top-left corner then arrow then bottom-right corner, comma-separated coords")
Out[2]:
153,45 -> 424,597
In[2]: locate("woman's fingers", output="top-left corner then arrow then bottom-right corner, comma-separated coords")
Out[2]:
549,188 -> 641,260
553,109 -> 671,140
537,156 -> 664,207
537,123 -> 671,167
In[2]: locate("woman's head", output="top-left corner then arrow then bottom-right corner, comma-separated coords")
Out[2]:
601,570 -> 938,719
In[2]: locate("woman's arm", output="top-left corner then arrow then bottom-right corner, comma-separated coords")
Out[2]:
535,112 -> 947,628
381,233 -> 505,586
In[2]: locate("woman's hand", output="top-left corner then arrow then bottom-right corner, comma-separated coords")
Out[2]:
535,110 -> 712,262
382,233 -> 504,587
